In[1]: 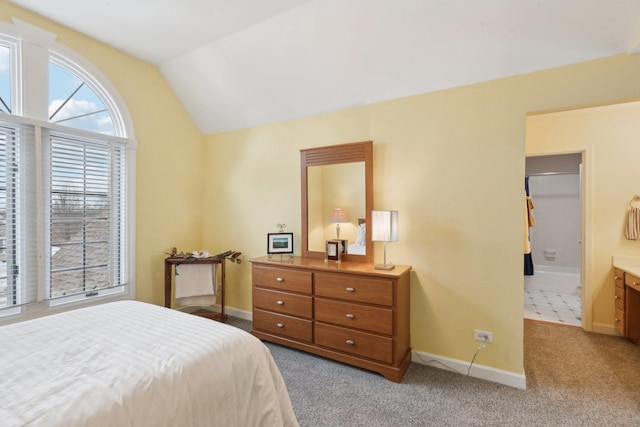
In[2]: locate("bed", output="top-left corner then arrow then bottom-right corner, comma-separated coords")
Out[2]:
0,300 -> 299,427
347,219 -> 367,255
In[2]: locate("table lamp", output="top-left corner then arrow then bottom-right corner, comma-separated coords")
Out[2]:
328,208 -> 349,239
371,210 -> 398,270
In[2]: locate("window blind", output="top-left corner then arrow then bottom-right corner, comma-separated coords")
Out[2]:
0,120 -> 37,309
48,132 -> 126,300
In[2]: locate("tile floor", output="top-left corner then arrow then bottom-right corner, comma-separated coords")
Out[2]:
524,274 -> 582,326
524,288 -> 581,326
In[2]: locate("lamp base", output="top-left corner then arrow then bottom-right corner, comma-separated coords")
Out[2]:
374,263 -> 395,270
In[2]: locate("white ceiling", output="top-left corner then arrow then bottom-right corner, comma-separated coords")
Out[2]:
9,0 -> 640,135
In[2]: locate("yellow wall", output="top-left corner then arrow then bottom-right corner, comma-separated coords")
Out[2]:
204,54 -> 640,375
0,1 -> 205,306
526,101 -> 640,333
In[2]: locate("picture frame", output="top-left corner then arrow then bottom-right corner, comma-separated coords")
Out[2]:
267,233 -> 294,254
326,240 -> 340,262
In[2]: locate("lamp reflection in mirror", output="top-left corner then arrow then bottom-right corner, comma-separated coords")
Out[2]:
328,208 -> 349,239
371,210 -> 398,270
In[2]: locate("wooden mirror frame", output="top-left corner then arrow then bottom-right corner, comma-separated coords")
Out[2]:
301,141 -> 373,263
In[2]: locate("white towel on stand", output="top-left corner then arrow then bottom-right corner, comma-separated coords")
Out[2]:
175,264 -> 217,307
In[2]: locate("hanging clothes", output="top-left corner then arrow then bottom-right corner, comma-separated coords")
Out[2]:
524,176 -> 535,275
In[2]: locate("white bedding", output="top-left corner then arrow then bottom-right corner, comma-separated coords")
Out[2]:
0,300 -> 298,427
347,243 -> 366,255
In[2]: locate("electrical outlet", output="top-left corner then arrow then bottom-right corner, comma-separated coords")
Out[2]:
474,329 -> 493,343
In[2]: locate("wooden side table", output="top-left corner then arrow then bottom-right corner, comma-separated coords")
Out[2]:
164,256 -> 227,321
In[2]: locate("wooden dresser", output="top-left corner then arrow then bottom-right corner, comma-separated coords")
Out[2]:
251,256 -> 412,382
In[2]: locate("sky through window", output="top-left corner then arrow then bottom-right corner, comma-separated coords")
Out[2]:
49,63 -> 114,135
0,46 -> 11,114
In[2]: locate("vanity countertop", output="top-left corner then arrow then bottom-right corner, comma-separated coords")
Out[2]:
612,256 -> 640,277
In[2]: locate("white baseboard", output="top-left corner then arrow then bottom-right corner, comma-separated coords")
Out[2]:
591,322 -> 621,336
225,306 -> 253,320
411,349 -> 527,389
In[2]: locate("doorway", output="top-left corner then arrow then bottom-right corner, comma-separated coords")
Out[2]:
525,153 -> 583,327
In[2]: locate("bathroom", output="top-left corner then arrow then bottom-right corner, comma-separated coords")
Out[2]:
525,153 -> 582,327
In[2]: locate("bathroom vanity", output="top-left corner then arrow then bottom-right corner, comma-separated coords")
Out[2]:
612,256 -> 640,345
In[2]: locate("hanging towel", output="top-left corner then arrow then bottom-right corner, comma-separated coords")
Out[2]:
524,194 -> 532,255
175,264 -> 217,307
526,196 -> 536,227
524,178 -> 534,275
626,207 -> 640,240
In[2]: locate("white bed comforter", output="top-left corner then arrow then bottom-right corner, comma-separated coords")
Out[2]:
0,300 -> 299,427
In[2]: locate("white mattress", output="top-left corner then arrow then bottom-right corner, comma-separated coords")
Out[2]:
0,300 -> 298,427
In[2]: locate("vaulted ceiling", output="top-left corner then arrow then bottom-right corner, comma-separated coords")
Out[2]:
9,0 -> 640,134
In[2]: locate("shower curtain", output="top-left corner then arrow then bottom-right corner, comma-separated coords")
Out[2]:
524,176 -> 535,275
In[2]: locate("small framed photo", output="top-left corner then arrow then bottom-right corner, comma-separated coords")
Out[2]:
326,240 -> 340,261
268,233 -> 294,254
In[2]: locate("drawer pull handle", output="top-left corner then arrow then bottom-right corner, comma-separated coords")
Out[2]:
346,313 -> 355,319
615,318 -> 620,323
634,282 -> 639,286
345,340 -> 355,345
615,276 -> 620,280
276,300 -> 284,305
615,295 -> 619,299
276,277 -> 284,282
346,287 -> 355,292
276,323 -> 284,328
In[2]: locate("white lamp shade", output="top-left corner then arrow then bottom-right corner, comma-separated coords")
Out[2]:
371,210 -> 399,242
328,208 -> 349,223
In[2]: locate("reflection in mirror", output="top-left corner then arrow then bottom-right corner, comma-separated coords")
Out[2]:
301,141 -> 373,263
307,162 -> 365,253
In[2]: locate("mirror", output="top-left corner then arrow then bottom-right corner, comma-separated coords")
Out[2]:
301,141 -> 373,263
307,162 -> 365,252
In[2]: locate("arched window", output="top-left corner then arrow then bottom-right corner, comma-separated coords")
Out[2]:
0,20 -> 134,319
48,61 -> 115,135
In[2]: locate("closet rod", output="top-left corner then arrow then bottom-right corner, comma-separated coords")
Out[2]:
526,171 -> 579,176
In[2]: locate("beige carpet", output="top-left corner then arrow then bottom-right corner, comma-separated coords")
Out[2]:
228,317 -> 640,426
523,320 -> 640,420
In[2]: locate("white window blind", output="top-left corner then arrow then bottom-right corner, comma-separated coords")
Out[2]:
48,131 -> 126,300
0,121 -> 127,311
0,120 -> 37,309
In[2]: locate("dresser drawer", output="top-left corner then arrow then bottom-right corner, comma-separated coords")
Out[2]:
315,273 -> 393,306
315,322 -> 393,363
253,309 -> 313,342
254,287 -> 313,318
252,265 -> 312,294
625,272 -> 640,289
315,298 -> 392,335
615,307 -> 626,336
615,285 -> 626,311
614,268 -> 625,287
